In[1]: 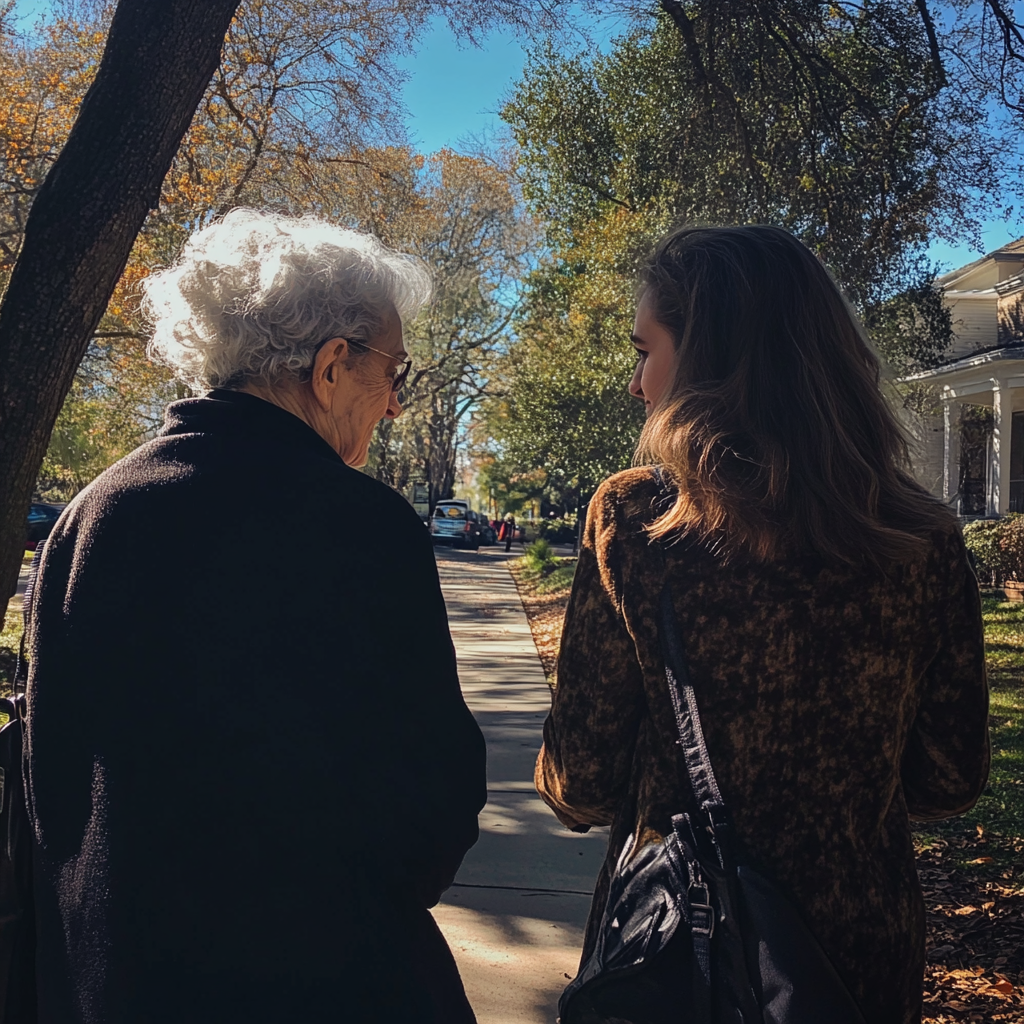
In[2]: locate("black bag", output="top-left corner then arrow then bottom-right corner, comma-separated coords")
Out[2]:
0,548 -> 40,1024
558,585 -> 867,1024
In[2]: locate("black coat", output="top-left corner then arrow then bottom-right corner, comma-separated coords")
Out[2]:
24,390 -> 486,1024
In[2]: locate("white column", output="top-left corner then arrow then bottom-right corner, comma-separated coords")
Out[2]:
943,400 -> 960,508
990,379 -> 1012,515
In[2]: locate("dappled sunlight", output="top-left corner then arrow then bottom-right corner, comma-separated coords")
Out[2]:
433,894 -> 588,1024
433,543 -> 601,1021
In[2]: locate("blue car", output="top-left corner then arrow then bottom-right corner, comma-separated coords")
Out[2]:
25,503 -> 63,550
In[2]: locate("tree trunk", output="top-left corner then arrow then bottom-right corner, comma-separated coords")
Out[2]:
0,0 -> 242,621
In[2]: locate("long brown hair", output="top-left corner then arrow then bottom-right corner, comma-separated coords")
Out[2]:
634,225 -> 954,565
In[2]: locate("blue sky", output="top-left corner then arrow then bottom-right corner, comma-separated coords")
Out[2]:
10,1 -> 1022,273
394,11 -> 619,151
395,22 -> 530,154
395,17 -> 1021,273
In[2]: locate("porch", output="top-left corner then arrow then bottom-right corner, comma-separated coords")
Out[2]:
905,346 -> 1024,516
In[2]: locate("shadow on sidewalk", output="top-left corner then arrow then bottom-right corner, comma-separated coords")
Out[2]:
433,546 -> 606,1024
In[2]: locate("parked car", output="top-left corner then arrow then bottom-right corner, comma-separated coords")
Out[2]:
25,502 -> 64,550
477,516 -> 497,545
430,501 -> 481,550
469,510 -> 497,546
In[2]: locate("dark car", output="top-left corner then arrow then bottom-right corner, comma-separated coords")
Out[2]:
477,517 -> 497,545
469,510 -> 495,546
25,503 -> 63,550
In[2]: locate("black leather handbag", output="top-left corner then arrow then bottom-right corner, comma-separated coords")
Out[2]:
558,585 -> 867,1024
0,548 -> 40,1024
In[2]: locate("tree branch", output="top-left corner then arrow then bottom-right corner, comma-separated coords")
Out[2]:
0,0 -> 243,619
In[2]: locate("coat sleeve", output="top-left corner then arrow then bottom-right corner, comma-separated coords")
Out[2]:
902,532 -> 990,821
535,482 -> 646,830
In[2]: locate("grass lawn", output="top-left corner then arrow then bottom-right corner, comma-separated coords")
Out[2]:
913,597 -> 1024,876
511,558 -> 1024,1020
0,550 -> 34,694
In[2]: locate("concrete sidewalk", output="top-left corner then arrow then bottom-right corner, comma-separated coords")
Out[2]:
432,545 -> 607,1024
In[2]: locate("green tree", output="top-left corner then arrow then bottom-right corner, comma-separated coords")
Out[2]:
505,6 -> 997,322
489,1 -> 1007,498
485,221 -> 647,513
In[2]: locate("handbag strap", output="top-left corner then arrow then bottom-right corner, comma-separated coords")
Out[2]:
650,468 -> 725,815
658,583 -> 725,813
658,582 -> 722,1023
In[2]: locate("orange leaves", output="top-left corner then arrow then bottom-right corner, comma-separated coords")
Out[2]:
105,263 -> 152,324
924,964 -> 1021,1018
918,835 -> 1024,1024
0,10 -> 106,272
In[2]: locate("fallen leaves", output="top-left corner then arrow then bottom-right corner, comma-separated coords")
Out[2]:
918,838 -> 1024,1023
508,560 -> 574,682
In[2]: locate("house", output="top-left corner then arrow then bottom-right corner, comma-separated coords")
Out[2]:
901,239 -> 1024,516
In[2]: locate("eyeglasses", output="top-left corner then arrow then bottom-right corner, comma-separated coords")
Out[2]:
314,337 -> 412,393
347,339 -> 413,393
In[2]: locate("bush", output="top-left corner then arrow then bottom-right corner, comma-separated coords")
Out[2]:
524,538 -> 553,572
536,515 -> 577,545
961,513 -> 1024,584
963,519 -> 1006,585
525,538 -> 571,579
999,514 -> 1024,581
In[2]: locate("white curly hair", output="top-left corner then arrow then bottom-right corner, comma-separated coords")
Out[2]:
142,208 -> 432,390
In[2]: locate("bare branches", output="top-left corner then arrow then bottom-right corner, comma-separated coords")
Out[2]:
659,0 -> 712,112
339,146 -> 534,502
984,0 -> 1024,63
914,0 -> 947,88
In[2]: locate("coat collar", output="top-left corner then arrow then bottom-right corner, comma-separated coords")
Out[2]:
160,388 -> 348,466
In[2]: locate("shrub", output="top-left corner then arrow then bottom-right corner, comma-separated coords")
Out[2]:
537,515 -> 577,545
963,519 -> 1006,585
999,514 -> 1024,581
524,538 -> 562,577
525,537 -> 552,567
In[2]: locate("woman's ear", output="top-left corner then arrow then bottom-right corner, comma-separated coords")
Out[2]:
311,338 -> 348,411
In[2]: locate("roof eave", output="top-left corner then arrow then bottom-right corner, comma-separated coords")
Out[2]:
900,344 -> 1024,382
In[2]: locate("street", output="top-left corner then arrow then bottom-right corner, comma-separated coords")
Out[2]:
431,544 -> 606,1024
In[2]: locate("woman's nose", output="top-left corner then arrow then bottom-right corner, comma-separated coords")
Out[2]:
628,365 -> 644,400
386,390 -> 404,420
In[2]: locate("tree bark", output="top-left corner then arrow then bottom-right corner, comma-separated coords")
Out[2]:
0,0 -> 242,621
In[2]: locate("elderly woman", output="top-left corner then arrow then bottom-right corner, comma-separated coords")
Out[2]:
24,210 -> 486,1023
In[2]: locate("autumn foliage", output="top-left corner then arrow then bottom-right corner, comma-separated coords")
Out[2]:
0,1 -> 531,502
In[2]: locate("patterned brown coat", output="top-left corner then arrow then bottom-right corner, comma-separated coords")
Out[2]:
536,468 -> 990,1024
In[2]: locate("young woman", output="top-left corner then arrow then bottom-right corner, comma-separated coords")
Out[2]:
536,225 -> 989,1023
